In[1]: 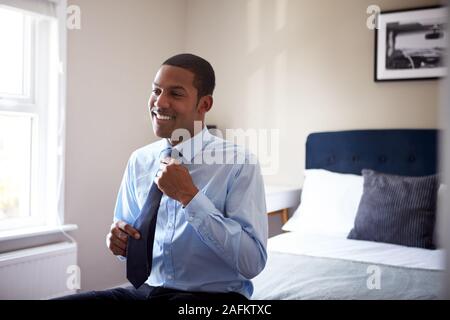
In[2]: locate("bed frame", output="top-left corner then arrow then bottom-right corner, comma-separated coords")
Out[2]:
253,129 -> 443,300
305,129 -> 438,176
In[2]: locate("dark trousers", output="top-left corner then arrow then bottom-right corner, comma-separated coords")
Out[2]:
53,284 -> 248,301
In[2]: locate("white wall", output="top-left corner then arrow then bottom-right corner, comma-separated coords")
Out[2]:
65,0 -> 444,291
184,0 -> 442,186
66,0 -> 187,291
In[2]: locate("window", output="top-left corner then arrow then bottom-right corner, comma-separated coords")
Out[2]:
0,8 -> 31,98
0,114 -> 33,224
0,4 -> 65,232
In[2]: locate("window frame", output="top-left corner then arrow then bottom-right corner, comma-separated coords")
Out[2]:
0,4 -> 66,233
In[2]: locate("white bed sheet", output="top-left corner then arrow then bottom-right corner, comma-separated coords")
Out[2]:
268,231 -> 445,270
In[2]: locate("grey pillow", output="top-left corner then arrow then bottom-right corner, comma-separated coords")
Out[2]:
347,169 -> 438,249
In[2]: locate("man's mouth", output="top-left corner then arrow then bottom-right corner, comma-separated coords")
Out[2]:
151,110 -> 176,120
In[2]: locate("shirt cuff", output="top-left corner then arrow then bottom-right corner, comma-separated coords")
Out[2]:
183,190 -> 217,227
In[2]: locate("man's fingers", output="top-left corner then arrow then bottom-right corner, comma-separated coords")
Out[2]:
116,221 -> 140,239
111,228 -> 129,242
123,224 -> 140,239
157,159 -> 181,179
109,242 -> 126,256
110,234 -> 127,250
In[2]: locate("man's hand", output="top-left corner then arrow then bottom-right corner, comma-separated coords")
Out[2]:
155,157 -> 199,206
106,220 -> 140,257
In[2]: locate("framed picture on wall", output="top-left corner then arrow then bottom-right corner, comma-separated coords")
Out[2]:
375,6 -> 448,82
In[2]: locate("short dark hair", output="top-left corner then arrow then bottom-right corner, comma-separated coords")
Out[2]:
162,53 -> 215,98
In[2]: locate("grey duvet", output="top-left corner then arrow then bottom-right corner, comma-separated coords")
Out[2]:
252,251 -> 443,300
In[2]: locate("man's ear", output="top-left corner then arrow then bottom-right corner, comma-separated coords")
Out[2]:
197,95 -> 213,115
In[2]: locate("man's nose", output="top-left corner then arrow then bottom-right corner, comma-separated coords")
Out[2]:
154,92 -> 170,109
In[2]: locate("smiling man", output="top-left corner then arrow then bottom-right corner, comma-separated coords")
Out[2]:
57,53 -> 268,301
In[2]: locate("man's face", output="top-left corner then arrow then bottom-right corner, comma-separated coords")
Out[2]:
149,65 -> 203,142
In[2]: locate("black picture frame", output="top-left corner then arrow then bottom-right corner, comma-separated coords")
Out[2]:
374,6 -> 447,82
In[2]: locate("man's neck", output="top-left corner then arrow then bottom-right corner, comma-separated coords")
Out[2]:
168,124 -> 205,146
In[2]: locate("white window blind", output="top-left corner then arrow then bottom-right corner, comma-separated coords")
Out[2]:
0,0 -> 57,17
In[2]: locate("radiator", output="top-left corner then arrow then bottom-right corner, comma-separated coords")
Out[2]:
0,242 -> 78,299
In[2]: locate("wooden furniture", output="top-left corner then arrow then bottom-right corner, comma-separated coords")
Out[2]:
265,185 -> 301,225
267,208 -> 290,224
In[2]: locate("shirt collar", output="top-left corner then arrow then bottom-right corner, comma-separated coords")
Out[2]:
162,126 -> 212,163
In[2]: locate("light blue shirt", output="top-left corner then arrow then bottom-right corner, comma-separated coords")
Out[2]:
113,127 -> 268,298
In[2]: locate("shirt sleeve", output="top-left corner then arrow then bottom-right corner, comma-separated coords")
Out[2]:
183,160 -> 268,279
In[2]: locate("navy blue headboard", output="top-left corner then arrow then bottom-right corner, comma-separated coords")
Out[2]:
305,129 -> 438,176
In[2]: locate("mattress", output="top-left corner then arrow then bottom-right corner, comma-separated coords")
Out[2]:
251,232 -> 445,300
267,231 -> 444,270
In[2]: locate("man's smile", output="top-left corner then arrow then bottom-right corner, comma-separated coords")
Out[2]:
151,109 -> 176,121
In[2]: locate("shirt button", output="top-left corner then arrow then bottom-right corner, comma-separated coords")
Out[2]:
168,223 -> 173,228
188,216 -> 194,222
167,275 -> 173,280
165,251 -> 169,255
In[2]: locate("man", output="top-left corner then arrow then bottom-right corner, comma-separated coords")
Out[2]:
59,53 -> 268,300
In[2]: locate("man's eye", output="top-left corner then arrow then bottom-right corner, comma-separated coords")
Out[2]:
152,89 -> 161,95
172,92 -> 184,97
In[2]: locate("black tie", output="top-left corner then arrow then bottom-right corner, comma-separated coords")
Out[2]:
126,147 -> 172,289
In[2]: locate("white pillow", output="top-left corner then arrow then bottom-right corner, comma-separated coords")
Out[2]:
282,169 -> 363,237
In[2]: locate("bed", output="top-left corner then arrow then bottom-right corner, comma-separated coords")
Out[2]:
252,129 -> 445,300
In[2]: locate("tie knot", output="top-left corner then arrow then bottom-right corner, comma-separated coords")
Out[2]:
160,147 -> 183,161
160,147 -> 172,159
